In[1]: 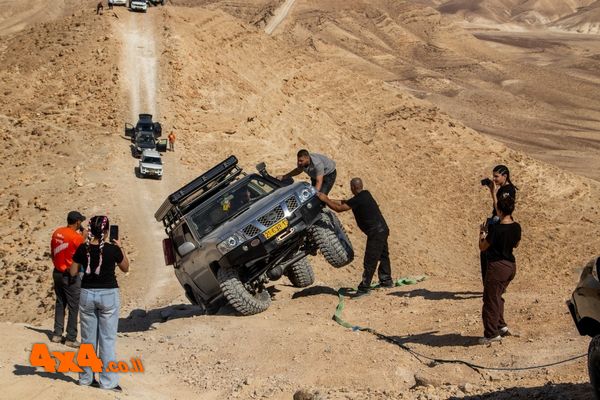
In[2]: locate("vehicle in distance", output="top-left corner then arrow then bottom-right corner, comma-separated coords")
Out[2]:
138,149 -> 163,180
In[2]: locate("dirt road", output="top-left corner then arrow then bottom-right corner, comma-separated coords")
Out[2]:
265,0 -> 296,35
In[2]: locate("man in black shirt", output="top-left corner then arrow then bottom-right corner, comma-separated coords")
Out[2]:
318,178 -> 393,297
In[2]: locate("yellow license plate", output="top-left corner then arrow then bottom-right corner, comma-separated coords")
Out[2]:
263,219 -> 288,240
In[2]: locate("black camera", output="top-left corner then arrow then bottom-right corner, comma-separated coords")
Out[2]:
481,178 -> 492,187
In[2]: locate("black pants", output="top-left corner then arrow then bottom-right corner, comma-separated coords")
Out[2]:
53,270 -> 81,341
358,230 -> 392,291
480,251 -> 487,282
311,169 -> 337,195
482,260 -> 516,338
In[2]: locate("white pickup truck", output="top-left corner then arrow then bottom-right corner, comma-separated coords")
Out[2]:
139,149 -> 163,179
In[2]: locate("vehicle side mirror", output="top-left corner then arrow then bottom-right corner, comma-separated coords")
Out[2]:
256,162 -> 266,174
177,242 -> 196,257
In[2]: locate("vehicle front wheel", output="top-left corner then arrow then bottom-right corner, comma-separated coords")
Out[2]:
309,209 -> 354,268
589,335 -> 600,399
217,267 -> 271,316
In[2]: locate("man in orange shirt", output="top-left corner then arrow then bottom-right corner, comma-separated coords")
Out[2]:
50,211 -> 86,347
168,131 -> 176,152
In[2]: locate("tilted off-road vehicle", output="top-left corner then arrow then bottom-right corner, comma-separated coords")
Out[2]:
567,256 -> 600,399
125,114 -> 167,157
155,156 -> 354,315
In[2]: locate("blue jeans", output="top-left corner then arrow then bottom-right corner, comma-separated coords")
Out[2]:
79,288 -> 120,389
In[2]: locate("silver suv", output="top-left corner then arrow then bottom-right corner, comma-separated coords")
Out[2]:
138,149 -> 163,180
155,156 -> 354,315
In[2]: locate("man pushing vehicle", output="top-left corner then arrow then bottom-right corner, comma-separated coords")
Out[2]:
277,149 -> 337,194
318,177 -> 393,298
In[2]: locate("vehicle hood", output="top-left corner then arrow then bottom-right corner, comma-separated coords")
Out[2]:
140,162 -> 162,170
201,181 -> 314,243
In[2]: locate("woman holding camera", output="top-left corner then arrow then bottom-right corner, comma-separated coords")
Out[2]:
69,215 -> 129,391
487,164 -> 517,219
478,195 -> 521,344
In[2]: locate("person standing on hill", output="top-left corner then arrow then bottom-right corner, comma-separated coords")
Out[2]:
277,149 -> 337,194
478,195 -> 521,344
480,164 -> 517,281
318,178 -> 393,297
50,211 -> 86,347
96,2 -> 104,15
168,131 -> 176,152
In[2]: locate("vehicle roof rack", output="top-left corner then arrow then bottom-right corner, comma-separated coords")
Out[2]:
154,155 -> 241,232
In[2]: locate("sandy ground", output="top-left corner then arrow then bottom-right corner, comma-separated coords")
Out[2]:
1,1 -> 600,399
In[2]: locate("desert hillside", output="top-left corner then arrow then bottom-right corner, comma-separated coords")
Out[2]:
0,1 -> 599,399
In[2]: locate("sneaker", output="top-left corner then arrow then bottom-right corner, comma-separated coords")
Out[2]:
50,335 -> 63,343
352,290 -> 371,299
478,335 -> 502,345
499,326 -> 512,337
379,281 -> 395,288
90,379 -> 100,388
65,340 -> 80,348
109,385 -> 123,392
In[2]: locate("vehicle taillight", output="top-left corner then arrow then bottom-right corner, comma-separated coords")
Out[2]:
162,238 -> 175,266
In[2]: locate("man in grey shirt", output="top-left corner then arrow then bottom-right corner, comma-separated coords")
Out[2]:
277,149 -> 337,194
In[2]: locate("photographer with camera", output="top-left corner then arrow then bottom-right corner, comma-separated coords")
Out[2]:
480,165 -> 517,281
70,216 -> 129,391
478,195 -> 521,344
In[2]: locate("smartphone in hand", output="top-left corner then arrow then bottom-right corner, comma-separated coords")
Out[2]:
109,225 -> 119,242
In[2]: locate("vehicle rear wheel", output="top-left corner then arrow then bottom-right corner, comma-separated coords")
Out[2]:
217,267 -> 271,315
286,258 -> 315,288
309,209 -> 354,268
184,285 -> 223,315
589,335 -> 600,399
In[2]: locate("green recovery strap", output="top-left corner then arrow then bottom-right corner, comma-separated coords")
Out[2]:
331,276 -> 586,371
333,276 -> 427,330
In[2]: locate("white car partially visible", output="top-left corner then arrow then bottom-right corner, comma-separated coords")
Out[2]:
111,0 -> 127,5
130,0 -> 148,12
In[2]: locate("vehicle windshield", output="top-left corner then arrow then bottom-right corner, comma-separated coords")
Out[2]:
138,123 -> 153,131
189,177 -> 276,237
137,135 -> 154,144
142,157 -> 161,164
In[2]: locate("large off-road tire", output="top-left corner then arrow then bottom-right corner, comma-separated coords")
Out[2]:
217,267 -> 271,316
309,209 -> 354,268
286,258 -> 315,288
589,335 -> 600,399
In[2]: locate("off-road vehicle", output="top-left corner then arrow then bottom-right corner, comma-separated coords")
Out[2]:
138,149 -> 163,180
155,156 -> 354,315
567,255 -> 600,399
130,0 -> 148,12
125,114 -> 166,157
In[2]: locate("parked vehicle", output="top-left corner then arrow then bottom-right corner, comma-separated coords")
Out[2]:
130,0 -> 148,12
125,114 -> 166,157
567,256 -> 600,399
155,156 -> 354,315
138,149 -> 163,180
